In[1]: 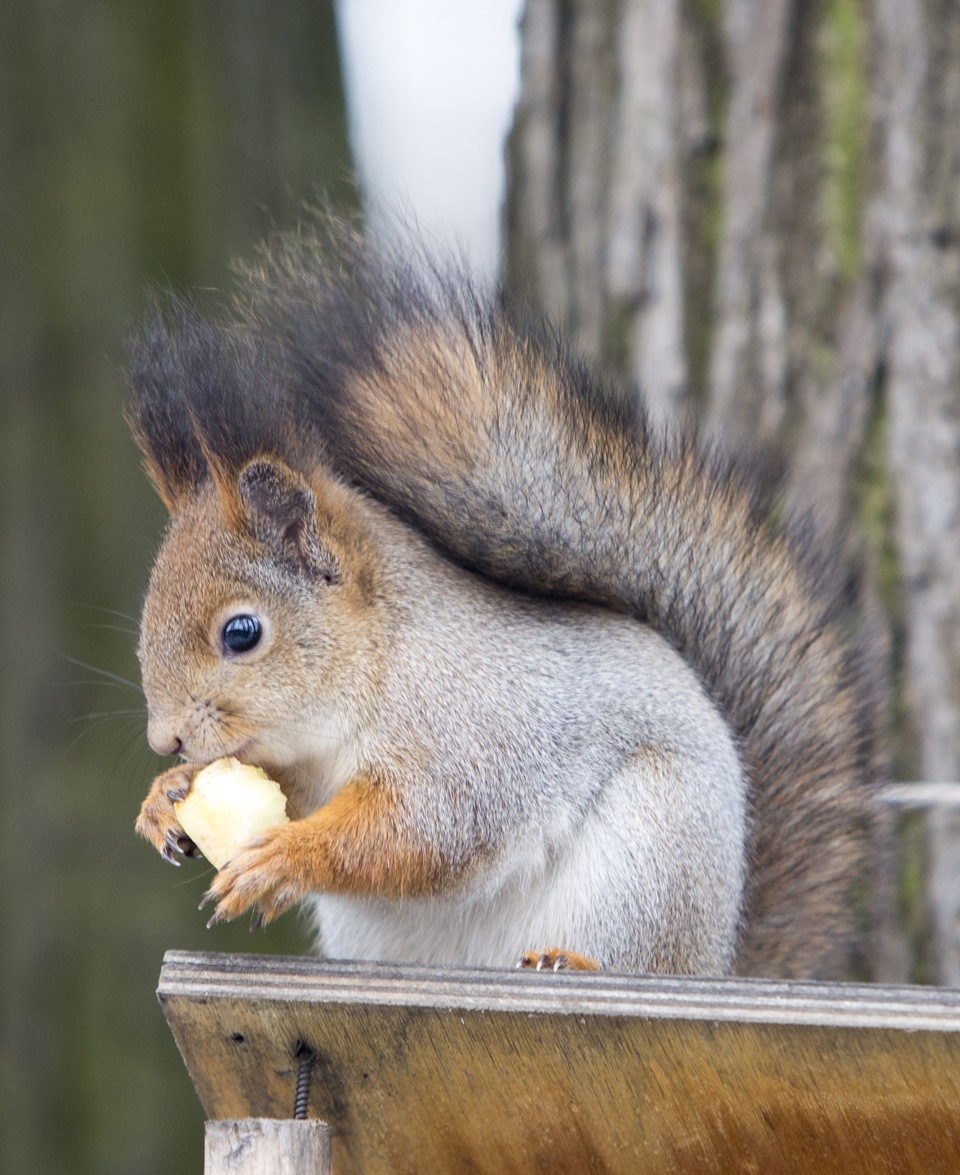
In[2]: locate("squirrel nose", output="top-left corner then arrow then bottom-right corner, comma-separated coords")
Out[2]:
147,717 -> 184,758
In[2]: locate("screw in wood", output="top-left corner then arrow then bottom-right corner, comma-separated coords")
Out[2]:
293,1041 -> 316,1120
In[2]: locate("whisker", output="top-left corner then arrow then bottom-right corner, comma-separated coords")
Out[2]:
212,706 -> 346,748
104,728 -> 157,789
172,867 -> 216,892
70,602 -> 139,625
66,708 -> 146,725
63,713 -> 145,757
57,653 -> 141,693
268,720 -> 346,745
87,622 -> 140,638
283,760 -> 319,791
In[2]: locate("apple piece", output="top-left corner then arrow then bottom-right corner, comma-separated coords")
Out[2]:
175,756 -> 289,868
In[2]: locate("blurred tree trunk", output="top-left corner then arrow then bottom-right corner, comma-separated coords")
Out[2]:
505,0 -> 960,784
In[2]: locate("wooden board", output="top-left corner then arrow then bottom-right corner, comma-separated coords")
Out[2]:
205,1119 -> 332,1174
159,950 -> 960,1174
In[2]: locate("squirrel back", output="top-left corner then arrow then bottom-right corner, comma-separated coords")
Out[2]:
228,220 -> 884,979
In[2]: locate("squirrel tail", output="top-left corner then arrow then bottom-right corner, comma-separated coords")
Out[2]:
240,219 -> 883,979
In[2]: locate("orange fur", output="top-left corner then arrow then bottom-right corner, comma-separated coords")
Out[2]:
134,764 -> 195,862
518,950 -> 601,972
204,773 -> 450,925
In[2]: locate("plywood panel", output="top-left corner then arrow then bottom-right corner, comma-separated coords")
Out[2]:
159,951 -> 960,1174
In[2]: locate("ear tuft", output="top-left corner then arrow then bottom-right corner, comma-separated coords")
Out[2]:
238,460 -> 340,582
126,301 -> 208,514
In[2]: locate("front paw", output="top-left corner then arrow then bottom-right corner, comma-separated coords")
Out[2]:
201,823 -> 309,927
135,764 -> 198,865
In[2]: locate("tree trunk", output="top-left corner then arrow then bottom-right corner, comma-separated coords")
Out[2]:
505,0 -> 960,782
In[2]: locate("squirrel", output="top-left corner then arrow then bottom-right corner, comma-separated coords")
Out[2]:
130,219 -> 882,979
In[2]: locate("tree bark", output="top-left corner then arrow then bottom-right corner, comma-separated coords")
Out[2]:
505,0 -> 960,781
875,0 -> 960,783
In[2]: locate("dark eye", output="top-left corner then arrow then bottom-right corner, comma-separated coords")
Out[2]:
221,614 -> 262,655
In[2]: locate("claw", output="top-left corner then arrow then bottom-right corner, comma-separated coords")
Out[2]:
161,846 -> 181,867
516,948 -> 600,972
249,910 -> 264,932
173,832 -> 197,857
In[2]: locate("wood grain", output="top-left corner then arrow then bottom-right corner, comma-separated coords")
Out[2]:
160,950 -> 960,1173
204,1119 -> 332,1174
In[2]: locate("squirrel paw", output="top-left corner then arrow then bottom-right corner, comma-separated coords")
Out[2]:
200,823 -> 307,927
516,949 -> 601,973
135,765 -> 198,865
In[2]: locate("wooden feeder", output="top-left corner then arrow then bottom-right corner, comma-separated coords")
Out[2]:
160,949 -> 960,1173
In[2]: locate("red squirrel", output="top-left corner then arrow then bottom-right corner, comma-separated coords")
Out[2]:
131,220 -> 880,978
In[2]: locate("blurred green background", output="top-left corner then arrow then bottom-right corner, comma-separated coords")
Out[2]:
0,4 -> 354,1171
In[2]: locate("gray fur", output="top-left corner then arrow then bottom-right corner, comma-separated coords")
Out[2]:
131,218 -> 881,978
236,220 -> 880,978
316,514 -> 747,972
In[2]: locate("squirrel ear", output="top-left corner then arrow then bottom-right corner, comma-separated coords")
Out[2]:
237,460 -> 341,583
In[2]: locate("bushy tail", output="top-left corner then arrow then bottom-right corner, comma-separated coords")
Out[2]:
239,219 -> 882,979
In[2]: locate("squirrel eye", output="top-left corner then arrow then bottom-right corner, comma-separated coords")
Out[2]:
221,614 -> 262,655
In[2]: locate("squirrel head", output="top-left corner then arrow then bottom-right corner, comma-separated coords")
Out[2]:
128,301 -> 384,769
138,456 -> 384,769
